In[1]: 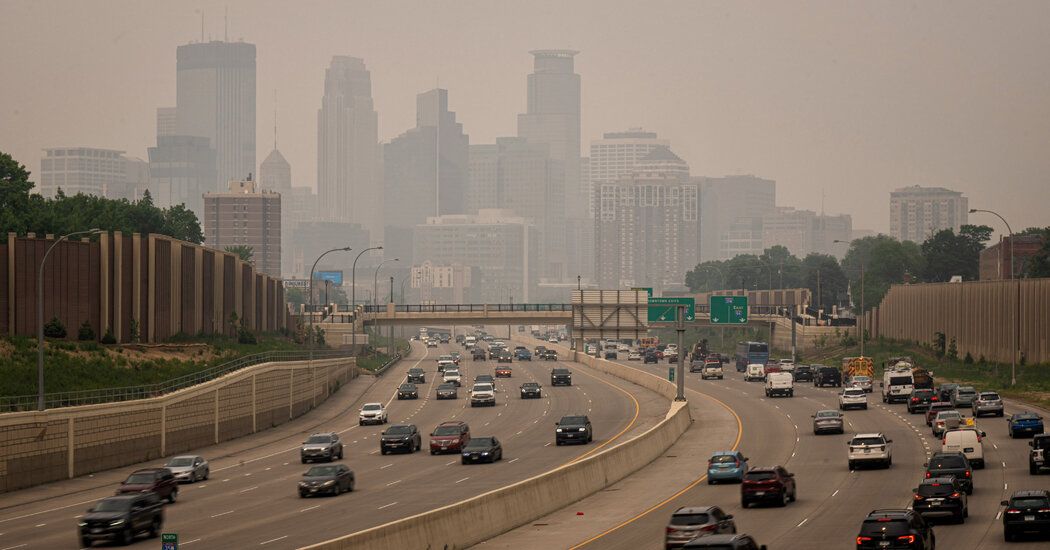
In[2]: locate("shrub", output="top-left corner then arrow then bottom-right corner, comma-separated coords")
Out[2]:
100,328 -> 117,345
963,352 -> 974,364
129,319 -> 140,343
78,320 -> 95,341
237,327 -> 257,345
43,317 -> 67,338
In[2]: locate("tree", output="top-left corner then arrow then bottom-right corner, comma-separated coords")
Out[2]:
800,253 -> 848,310
0,151 -> 36,234
1019,227 -> 1050,278
225,245 -> 254,262
919,225 -> 993,282
843,235 -> 925,312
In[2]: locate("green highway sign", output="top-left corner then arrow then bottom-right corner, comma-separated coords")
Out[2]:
668,366 -> 675,381
631,287 -> 653,297
709,295 -> 748,324
647,297 -> 695,323
162,533 -> 178,550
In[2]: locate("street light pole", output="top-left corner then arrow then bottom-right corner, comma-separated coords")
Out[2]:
372,258 -> 399,360
971,208 -> 1018,386
38,228 -> 102,411
350,246 -> 382,353
309,247 -> 352,358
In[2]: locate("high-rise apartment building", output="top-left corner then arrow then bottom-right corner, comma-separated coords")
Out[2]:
176,40 -> 256,190
203,178 -> 281,276
589,129 -> 670,216
39,147 -> 149,200
316,56 -> 380,235
594,147 -> 700,291
147,135 -> 217,214
699,175 -> 777,261
889,185 -> 968,243
762,207 -> 853,259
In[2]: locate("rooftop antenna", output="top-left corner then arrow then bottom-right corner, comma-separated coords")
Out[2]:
224,6 -> 228,41
273,89 -> 278,150
200,10 -> 204,42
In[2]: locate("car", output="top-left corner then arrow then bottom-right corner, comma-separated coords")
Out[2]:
520,382 -> 542,399
443,369 -> 463,386
497,351 -> 513,363
541,349 -> 558,361
450,351 -> 461,364
534,345 -> 548,356
706,451 -> 749,484
456,334 -> 465,344
906,389 -> 937,413
942,427 -> 986,468
551,368 -> 573,386
778,358 -> 796,372
839,387 -> 868,410
972,391 -> 1004,417
380,424 -> 422,454
437,355 -> 456,372
701,362 -> 725,380
665,351 -> 679,363
855,509 -> 935,550
932,410 -> 963,437
744,363 -> 765,382
435,382 -> 458,399
604,349 -> 618,360
848,375 -> 873,393
1008,412 -> 1045,438
475,373 -> 496,386
495,365 -> 513,378
664,506 -> 738,549
792,365 -> 814,382
814,365 -> 842,387
430,421 -> 470,455
741,466 -> 796,508
426,338 -> 438,348
1001,489 -> 1050,541
164,455 -> 209,483
1030,434 -> 1050,474
644,352 -> 659,364
406,367 -> 426,384
911,476 -> 968,523
813,409 -> 845,435
470,383 -> 496,407
925,402 -> 955,426
681,534 -> 766,550
472,348 -> 487,360
924,452 -> 973,494
461,436 -> 503,464
79,493 -> 164,547
397,382 -> 419,400
936,383 -> 959,403
115,468 -> 178,503
548,336 -> 559,344
848,433 -> 893,469
629,351 -> 643,362
555,415 -> 593,445
950,386 -> 978,407
689,360 -> 704,373
300,432 -> 344,463
618,343 -> 631,353
298,464 -> 354,497
488,347 -> 503,360
358,403 -> 388,425
515,348 -> 532,361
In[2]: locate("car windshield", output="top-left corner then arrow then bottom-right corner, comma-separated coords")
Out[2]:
980,392 -> 1000,400
710,455 -> 738,464
553,369 -> 570,374
409,368 -> 422,373
852,376 -> 870,381
957,387 -> 975,393
362,404 -> 382,411
860,519 -> 910,536
929,455 -> 966,469
306,435 -> 333,444
744,471 -> 777,481
561,416 -> 588,425
464,438 -> 494,449
439,384 -> 455,390
91,499 -> 132,512
1015,413 -> 1040,420
434,426 -> 461,436
844,390 -> 865,396
123,473 -> 154,484
918,482 -> 955,496
913,390 -> 933,396
937,412 -> 961,420
385,426 -> 413,435
1011,497 -> 1050,508
851,437 -> 885,446
670,512 -> 711,525
306,466 -> 338,476
816,410 -> 840,418
399,384 -> 415,390
166,457 -> 194,467
440,355 -> 452,360
473,384 -> 493,391
523,383 -> 539,388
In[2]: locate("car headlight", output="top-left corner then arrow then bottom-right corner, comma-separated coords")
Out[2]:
110,519 -> 125,526
78,521 -> 88,527
322,480 -> 336,487
481,452 -> 489,455
556,428 -> 563,432
299,482 -> 309,487
578,427 -> 586,432
462,452 -> 470,456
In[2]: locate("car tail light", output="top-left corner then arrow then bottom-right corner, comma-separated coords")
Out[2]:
950,492 -> 961,498
699,524 -> 717,533
911,397 -> 919,402
666,527 -> 677,533
913,493 -> 924,501
897,535 -> 916,544
964,470 -> 971,477
1040,508 -> 1050,513
857,536 -> 872,544
931,396 -> 939,401
925,471 -> 932,478
1006,509 -> 1021,514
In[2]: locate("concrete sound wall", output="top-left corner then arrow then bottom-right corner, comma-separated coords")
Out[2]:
0,357 -> 355,493
305,339 -> 691,550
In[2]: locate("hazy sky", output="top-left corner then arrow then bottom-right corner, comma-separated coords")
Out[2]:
2,0 -> 1049,233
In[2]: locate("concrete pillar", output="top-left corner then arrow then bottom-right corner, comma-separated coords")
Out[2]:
213,390 -> 219,444
7,233 -> 15,336
147,234 -> 156,343
251,374 -> 257,433
99,232 -> 110,339
67,416 -> 75,479
113,232 -> 123,341
160,403 -> 167,457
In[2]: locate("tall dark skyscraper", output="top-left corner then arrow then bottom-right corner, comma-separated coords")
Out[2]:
316,56 -> 380,237
175,40 -> 256,190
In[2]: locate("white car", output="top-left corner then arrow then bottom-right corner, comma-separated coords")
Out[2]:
701,362 -> 724,380
617,343 -> 630,352
765,372 -> 793,397
665,344 -> 678,355
745,363 -> 765,382
443,369 -> 462,386
470,383 -> 496,407
847,432 -> 892,469
165,455 -> 209,483
359,403 -> 388,425
627,351 -> 642,361
548,336 -> 558,344
839,387 -> 868,410
778,359 -> 796,372
426,339 -> 438,348
942,427 -> 986,468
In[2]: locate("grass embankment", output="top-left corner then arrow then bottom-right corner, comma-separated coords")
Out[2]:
0,334 -> 301,398
355,331 -> 411,372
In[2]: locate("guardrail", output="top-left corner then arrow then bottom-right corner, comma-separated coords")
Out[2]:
0,349 -> 353,413
361,303 -> 572,313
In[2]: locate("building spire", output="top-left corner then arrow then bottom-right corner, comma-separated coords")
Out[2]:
224,5 -> 228,41
273,89 -> 278,150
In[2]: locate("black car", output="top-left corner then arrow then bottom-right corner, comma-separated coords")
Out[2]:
644,352 -> 659,364
397,383 -> 419,400
475,374 -> 496,386
556,415 -> 593,445
1001,489 -> 1050,541
855,509 -> 935,550
436,382 -> 458,400
79,493 -> 164,547
380,424 -> 422,454
520,382 -> 542,399
472,348 -> 487,360
551,368 -> 573,386
541,349 -> 558,361
912,476 -> 968,523
489,347 -> 503,359
461,436 -> 503,464
298,464 -> 354,497
906,389 -> 937,414
406,368 -> 425,384
793,365 -> 814,382
814,365 -> 842,387
604,350 -> 618,360
300,432 -> 343,464
924,452 -> 973,494
497,352 -> 513,363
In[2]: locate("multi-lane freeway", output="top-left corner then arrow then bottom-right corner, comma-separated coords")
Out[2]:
0,339 -> 668,549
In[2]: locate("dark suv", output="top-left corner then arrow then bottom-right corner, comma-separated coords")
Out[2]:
406,368 -> 425,384
911,476 -> 968,523
924,452 -> 973,494
814,365 -> 842,387
79,493 -> 164,547
855,509 -> 934,549
555,415 -> 593,445
906,389 -> 938,414
793,365 -> 814,382
551,368 -> 573,386
1001,489 -> 1050,541
300,432 -> 344,464
380,424 -> 422,454
741,466 -> 796,508
430,421 -> 470,455
115,468 -> 178,503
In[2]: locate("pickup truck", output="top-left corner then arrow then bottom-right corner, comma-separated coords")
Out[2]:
470,383 -> 496,407
551,368 -> 573,386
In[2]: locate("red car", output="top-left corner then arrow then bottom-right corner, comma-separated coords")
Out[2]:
116,468 -> 178,503
429,421 -> 470,455
495,366 -> 513,378
741,466 -> 796,508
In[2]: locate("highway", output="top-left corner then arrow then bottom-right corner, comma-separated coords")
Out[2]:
0,338 -> 668,550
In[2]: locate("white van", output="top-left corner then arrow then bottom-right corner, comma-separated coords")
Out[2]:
765,372 -> 794,397
745,363 -> 766,382
881,369 -> 914,403
942,428 -> 986,469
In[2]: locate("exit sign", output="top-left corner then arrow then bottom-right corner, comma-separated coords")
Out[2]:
709,295 -> 748,324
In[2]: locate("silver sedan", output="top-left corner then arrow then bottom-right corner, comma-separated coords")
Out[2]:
812,409 -> 845,435
165,455 -> 209,483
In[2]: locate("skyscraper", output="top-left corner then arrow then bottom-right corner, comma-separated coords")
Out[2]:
589,129 -> 670,215
156,107 -> 177,138
39,147 -> 147,200
889,185 -> 968,243
258,148 -> 291,193
147,135 -> 217,214
699,175 -> 777,261
316,56 -> 380,235
203,177 -> 281,276
176,40 -> 256,190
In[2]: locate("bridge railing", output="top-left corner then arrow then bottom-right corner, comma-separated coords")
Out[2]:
361,303 -> 573,314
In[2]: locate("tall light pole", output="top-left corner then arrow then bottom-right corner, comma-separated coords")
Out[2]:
309,247 -> 352,357
835,239 -> 866,357
38,228 -> 102,410
350,246 -> 382,352
373,258 -> 399,359
971,208 -> 1018,386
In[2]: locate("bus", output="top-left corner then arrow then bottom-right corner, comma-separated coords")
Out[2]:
735,341 -> 770,372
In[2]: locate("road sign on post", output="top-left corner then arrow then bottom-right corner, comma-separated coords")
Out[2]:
647,297 -> 695,323
709,295 -> 748,324
667,366 -> 675,381
162,533 -> 178,550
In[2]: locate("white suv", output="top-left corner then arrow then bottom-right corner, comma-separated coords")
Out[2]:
847,433 -> 892,469
701,362 -> 724,380
443,369 -> 462,386
358,403 -> 388,426
839,387 -> 868,410
470,383 -> 496,407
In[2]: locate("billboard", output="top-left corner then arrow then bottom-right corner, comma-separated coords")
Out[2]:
315,271 -> 344,286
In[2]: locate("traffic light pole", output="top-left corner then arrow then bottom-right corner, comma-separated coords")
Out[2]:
676,305 -> 686,402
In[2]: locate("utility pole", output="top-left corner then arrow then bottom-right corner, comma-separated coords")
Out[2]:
675,304 -> 686,402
